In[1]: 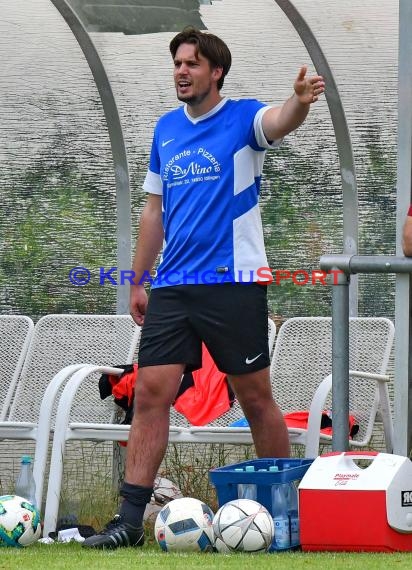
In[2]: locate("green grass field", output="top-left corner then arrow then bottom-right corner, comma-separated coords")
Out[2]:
2,543 -> 412,570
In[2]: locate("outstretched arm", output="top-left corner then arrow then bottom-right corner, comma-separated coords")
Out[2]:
262,65 -> 325,142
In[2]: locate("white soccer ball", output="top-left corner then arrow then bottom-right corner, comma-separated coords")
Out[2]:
154,497 -> 214,552
212,499 -> 274,553
0,495 -> 41,547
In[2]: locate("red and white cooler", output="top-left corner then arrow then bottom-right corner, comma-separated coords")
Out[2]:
299,451 -> 412,552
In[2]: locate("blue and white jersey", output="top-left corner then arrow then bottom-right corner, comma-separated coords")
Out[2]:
143,98 -> 281,288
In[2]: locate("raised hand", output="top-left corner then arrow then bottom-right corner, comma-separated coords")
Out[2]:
294,65 -> 325,104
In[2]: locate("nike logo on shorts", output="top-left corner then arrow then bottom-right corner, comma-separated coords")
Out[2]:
245,353 -> 263,365
162,138 -> 174,147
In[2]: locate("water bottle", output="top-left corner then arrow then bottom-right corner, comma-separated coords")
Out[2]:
271,483 -> 290,549
282,462 -> 300,547
15,455 -> 37,507
287,481 -> 300,547
236,466 -> 257,500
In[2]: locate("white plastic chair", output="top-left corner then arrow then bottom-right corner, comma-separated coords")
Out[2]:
41,318 -> 276,535
270,317 -> 395,457
0,315 -> 34,421
0,314 -> 140,512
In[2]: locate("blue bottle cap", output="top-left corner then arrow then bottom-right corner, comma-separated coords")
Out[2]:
21,455 -> 32,464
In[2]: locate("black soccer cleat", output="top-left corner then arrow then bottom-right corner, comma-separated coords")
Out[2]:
82,514 -> 145,549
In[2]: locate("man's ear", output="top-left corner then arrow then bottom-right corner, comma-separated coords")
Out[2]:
212,66 -> 223,82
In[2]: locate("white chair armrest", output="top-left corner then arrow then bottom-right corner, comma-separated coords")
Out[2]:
304,373 -> 332,458
304,370 -> 391,459
53,365 -> 125,434
33,364 -> 124,507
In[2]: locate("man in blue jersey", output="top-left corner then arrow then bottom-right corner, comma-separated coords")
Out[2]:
84,27 -> 325,549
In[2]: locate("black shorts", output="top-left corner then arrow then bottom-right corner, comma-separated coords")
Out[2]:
138,283 -> 270,375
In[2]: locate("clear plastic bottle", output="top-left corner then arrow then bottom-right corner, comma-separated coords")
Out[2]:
271,482 -> 290,549
237,465 -> 257,500
282,462 -> 300,547
15,455 -> 37,507
287,480 -> 300,547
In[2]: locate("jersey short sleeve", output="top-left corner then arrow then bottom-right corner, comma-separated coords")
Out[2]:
254,106 -> 283,149
143,133 -> 163,195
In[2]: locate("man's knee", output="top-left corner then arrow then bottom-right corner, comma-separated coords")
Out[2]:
239,391 -> 275,420
229,369 -> 272,402
134,366 -> 182,412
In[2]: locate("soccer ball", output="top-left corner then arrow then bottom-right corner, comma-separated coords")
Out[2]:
0,495 -> 41,547
155,497 -> 214,552
212,499 -> 274,553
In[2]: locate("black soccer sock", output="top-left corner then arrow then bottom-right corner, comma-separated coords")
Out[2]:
119,482 -> 153,527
